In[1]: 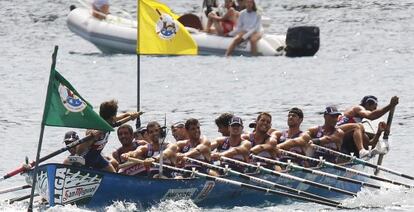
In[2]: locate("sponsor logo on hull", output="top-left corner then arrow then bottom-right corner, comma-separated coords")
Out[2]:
54,167 -> 102,205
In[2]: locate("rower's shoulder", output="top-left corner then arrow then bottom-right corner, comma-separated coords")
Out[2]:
241,138 -> 252,147
307,126 -> 319,133
241,132 -> 250,140
213,136 -> 227,142
175,140 -> 188,147
136,139 -> 148,146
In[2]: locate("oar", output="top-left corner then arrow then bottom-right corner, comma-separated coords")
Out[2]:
7,193 -> 39,204
0,185 -> 31,195
311,144 -> 414,181
251,154 -> 381,189
0,135 -> 93,182
129,158 -> 349,209
280,149 -> 413,188
375,106 -> 396,175
184,157 -> 341,205
220,156 -> 356,197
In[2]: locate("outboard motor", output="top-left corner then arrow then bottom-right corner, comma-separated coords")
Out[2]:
285,26 -> 320,57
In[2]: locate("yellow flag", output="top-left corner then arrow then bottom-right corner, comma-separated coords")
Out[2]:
137,0 -> 198,55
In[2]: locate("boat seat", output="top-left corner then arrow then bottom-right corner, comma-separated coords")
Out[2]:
178,14 -> 203,30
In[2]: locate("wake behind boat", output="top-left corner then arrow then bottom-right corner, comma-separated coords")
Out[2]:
67,6 -> 319,56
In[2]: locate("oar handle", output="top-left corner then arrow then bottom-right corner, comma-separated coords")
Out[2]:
1,166 -> 29,181
375,105 -> 396,175
383,105 -> 396,139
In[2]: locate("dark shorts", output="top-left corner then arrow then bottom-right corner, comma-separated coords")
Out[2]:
84,151 -> 109,169
341,132 -> 375,158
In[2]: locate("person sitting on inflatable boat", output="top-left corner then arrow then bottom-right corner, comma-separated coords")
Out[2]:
225,0 -> 263,56
92,0 -> 110,20
205,0 -> 239,36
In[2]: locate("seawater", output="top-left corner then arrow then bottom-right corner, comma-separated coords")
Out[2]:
0,0 -> 413,211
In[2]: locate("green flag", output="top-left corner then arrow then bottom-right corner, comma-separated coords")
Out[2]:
42,69 -> 114,131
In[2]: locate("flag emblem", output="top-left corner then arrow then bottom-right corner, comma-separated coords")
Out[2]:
155,10 -> 178,40
137,0 -> 197,55
58,83 -> 87,113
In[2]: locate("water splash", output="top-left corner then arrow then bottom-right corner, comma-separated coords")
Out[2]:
148,199 -> 200,212
342,186 -> 414,210
105,201 -> 140,212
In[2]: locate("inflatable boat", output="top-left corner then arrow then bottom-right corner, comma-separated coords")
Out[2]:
67,7 -> 319,56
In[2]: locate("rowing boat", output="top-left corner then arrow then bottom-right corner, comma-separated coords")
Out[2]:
23,159 -> 371,209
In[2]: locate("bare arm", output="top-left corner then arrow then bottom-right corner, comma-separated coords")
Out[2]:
113,111 -> 143,126
311,129 -> 344,149
75,130 -> 100,155
183,139 -> 211,160
251,135 -> 277,155
120,145 -> 149,161
218,8 -> 236,21
277,131 -> 312,150
161,144 -> 179,164
357,96 -> 399,120
220,140 -> 252,160
210,137 -> 225,151
323,129 -> 344,147
112,150 -> 120,163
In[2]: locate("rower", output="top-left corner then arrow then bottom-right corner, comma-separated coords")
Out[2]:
337,95 -> 398,158
245,112 -> 279,168
171,121 -> 189,141
134,126 -> 148,142
242,112 -> 275,147
164,119 -> 212,174
76,99 -> 141,172
273,108 -> 306,166
211,116 -> 252,172
23,131 -> 85,172
278,106 -> 345,165
249,108 -> 305,169
214,112 -> 234,136
62,131 -> 85,166
119,121 -> 170,177
111,124 -> 146,170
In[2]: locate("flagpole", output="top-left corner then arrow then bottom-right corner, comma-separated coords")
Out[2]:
28,45 -> 59,211
136,0 -> 141,129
